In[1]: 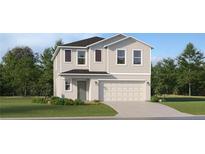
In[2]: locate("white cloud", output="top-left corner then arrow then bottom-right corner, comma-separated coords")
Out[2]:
152,56 -> 163,65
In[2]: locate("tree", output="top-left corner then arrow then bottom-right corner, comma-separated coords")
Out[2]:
53,39 -> 63,51
38,39 -> 63,96
152,58 -> 177,96
177,43 -> 205,96
38,48 -> 54,96
2,47 -> 39,96
0,64 -> 6,95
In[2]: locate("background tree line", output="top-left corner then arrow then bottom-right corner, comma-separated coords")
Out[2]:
0,42 -> 204,96
0,40 -> 63,96
152,43 -> 205,96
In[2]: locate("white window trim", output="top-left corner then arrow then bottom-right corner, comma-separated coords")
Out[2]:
76,50 -> 87,66
94,49 -> 102,63
64,49 -> 72,63
64,78 -> 72,92
132,49 -> 143,66
116,49 -> 126,65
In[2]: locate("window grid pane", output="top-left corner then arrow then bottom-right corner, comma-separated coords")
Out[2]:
117,50 -> 125,64
78,58 -> 85,64
117,58 -> 125,64
134,50 -> 141,57
133,50 -> 141,64
65,50 -> 71,62
78,51 -> 86,64
117,50 -> 125,57
95,50 -> 101,62
65,80 -> 70,90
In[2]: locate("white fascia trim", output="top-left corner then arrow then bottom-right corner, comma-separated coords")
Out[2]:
52,47 -> 60,61
129,36 -> 154,49
104,36 -> 154,49
58,46 -> 87,49
98,79 -> 146,81
110,73 -> 151,75
104,37 -> 130,48
86,33 -> 127,47
51,46 -> 87,61
60,73 -> 110,76
59,73 -> 151,76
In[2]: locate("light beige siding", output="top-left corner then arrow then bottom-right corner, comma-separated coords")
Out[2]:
53,35 -> 152,101
89,48 -> 107,71
89,34 -> 126,72
59,48 -> 89,73
107,38 -> 151,73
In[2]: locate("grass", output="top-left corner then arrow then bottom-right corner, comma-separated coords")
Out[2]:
159,95 -> 205,115
0,97 -> 117,118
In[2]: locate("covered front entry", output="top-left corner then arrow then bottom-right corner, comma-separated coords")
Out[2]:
99,80 -> 146,101
77,81 -> 87,101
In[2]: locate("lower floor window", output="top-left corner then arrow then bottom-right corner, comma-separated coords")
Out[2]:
65,79 -> 71,91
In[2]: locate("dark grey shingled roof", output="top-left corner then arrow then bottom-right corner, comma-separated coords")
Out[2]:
62,36 -> 104,47
61,69 -> 108,74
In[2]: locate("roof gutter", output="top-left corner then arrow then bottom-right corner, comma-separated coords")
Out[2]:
60,73 -> 111,76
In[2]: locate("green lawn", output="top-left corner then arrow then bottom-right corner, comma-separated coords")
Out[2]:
0,97 -> 117,118
159,95 -> 205,115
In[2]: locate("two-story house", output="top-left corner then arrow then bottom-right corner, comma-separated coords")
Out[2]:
52,34 -> 153,102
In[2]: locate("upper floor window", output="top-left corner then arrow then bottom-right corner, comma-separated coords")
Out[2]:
77,50 -> 86,65
65,50 -> 71,62
133,50 -> 142,65
117,49 -> 126,64
95,50 -> 102,62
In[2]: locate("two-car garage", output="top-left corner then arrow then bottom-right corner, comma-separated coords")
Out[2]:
99,80 -> 146,101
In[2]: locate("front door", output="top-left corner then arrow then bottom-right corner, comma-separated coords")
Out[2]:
77,81 -> 87,101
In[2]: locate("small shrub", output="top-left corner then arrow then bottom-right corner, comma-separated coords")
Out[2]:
51,96 -> 60,100
50,96 -> 61,105
159,98 -> 166,102
64,98 -> 75,105
151,96 -> 160,102
50,97 -> 75,105
33,96 -> 85,106
93,100 -> 101,103
32,98 -> 47,104
58,98 -> 65,105
74,99 -> 84,105
89,100 -> 101,105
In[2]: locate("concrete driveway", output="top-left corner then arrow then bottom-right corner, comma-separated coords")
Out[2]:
105,101 -> 191,118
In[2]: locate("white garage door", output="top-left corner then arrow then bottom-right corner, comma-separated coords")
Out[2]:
99,81 -> 145,101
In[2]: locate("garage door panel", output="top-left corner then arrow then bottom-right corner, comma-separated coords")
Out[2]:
100,81 -> 145,101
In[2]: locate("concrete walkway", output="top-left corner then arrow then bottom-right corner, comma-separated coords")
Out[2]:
105,101 -> 191,118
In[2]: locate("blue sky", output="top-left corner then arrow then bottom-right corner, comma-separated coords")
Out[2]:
0,33 -> 204,63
